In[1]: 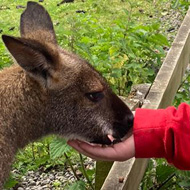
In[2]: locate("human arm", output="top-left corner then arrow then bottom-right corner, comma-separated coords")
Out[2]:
134,103 -> 190,170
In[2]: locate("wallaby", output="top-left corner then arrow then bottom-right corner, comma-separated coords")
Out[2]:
0,1 -> 133,187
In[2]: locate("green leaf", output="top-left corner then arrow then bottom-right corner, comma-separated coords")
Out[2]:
151,23 -> 160,30
179,181 -> 190,188
176,170 -> 190,178
171,0 -> 179,8
35,155 -> 50,167
50,137 -> 72,159
109,46 -> 119,56
86,169 -> 95,180
68,180 -> 86,190
123,9 -> 129,16
4,175 -> 18,189
156,164 -> 176,183
149,34 -> 169,46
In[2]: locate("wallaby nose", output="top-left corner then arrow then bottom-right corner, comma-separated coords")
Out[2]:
123,113 -> 134,128
113,113 -> 134,139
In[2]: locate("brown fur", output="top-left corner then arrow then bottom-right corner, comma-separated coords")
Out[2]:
0,2 -> 133,187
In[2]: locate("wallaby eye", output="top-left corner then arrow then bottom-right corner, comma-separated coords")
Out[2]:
85,91 -> 104,102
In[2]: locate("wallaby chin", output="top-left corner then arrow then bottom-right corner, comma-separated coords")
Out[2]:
0,1 -> 133,187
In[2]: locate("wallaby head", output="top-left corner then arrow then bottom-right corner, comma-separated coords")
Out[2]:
2,1 -> 133,145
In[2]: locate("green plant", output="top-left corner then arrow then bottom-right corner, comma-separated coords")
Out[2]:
53,180 -> 62,188
5,136 -> 95,189
4,174 -> 19,189
173,70 -> 190,106
171,0 -> 190,13
63,12 -> 168,95
50,137 -> 95,189
68,180 -> 86,190
140,158 -> 190,190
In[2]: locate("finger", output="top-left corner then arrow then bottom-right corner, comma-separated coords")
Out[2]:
67,140 -> 89,153
67,140 -> 116,160
79,144 -> 122,161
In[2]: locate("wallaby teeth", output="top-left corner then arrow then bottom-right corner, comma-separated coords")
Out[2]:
107,134 -> 115,142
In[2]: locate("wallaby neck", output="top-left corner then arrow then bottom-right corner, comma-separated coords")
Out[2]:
0,65 -> 48,149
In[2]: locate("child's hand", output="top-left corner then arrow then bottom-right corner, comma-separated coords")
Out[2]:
67,135 -> 135,161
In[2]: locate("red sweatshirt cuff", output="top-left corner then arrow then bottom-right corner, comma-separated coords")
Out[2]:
134,108 -> 167,158
134,103 -> 190,170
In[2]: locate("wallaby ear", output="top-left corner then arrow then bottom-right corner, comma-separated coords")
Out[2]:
20,1 -> 56,44
2,35 -> 57,85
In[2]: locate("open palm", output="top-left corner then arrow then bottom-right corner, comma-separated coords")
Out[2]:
67,135 -> 135,161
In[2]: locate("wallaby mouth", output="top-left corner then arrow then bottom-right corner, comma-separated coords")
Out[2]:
90,135 -> 113,145
90,135 -> 123,145
90,114 -> 134,145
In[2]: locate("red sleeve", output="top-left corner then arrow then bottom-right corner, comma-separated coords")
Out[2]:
134,103 -> 190,170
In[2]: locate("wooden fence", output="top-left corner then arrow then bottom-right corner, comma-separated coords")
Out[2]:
95,7 -> 190,190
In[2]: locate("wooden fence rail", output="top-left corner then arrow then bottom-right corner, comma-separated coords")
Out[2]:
95,7 -> 190,190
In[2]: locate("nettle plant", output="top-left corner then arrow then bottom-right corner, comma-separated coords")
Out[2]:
140,158 -> 190,190
59,10 -> 169,96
